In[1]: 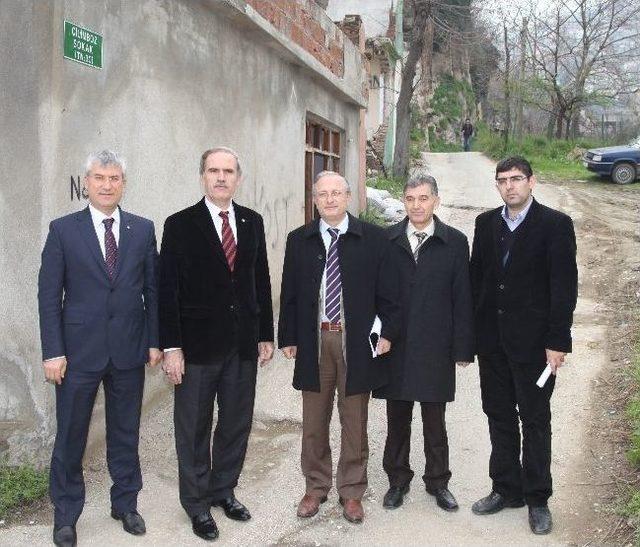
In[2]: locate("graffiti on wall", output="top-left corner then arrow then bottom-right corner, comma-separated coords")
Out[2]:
70,175 -> 88,201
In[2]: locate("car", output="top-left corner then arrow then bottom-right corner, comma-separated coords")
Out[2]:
583,138 -> 640,184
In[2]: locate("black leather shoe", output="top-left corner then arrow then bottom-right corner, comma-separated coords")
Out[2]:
53,525 -> 77,547
212,496 -> 251,521
192,512 -> 219,541
383,485 -> 410,509
529,505 -> 552,534
110,509 -> 146,535
429,487 -> 459,512
471,491 -> 525,515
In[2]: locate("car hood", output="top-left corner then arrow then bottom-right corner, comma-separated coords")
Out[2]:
589,145 -> 638,154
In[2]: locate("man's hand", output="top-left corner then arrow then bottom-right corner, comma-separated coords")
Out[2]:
43,357 -> 67,385
456,361 -> 471,367
282,346 -> 297,359
376,337 -> 391,355
163,349 -> 185,385
258,342 -> 274,367
545,349 -> 567,374
148,348 -> 163,367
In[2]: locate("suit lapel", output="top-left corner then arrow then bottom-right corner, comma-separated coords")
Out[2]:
113,208 -> 132,282
77,207 -> 110,280
491,209 -> 505,272
234,203 -> 252,267
505,199 -> 539,270
389,217 -> 416,260
192,198 -> 228,269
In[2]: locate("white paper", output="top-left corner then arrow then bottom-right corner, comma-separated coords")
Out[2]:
369,315 -> 382,358
536,364 -> 553,388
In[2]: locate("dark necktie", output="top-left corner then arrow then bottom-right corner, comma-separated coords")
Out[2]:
325,228 -> 342,323
413,231 -> 426,262
219,211 -> 237,272
103,218 -> 117,279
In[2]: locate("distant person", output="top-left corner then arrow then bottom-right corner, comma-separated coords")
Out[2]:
278,171 -> 399,524
159,147 -> 274,541
38,150 -> 161,547
469,156 -> 578,535
374,172 -> 474,513
461,118 -> 474,151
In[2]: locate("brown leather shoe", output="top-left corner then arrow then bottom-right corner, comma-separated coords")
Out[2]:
296,494 -> 328,518
339,497 -> 364,524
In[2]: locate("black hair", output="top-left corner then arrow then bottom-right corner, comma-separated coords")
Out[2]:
495,156 -> 533,178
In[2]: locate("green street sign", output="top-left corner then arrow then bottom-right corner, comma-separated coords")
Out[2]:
63,20 -> 102,69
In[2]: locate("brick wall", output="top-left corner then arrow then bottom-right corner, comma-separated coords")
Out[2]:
245,0 -> 344,77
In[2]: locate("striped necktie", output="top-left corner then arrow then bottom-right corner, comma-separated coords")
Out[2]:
219,211 -> 237,272
103,217 -> 117,279
413,231 -> 426,262
325,228 -> 342,323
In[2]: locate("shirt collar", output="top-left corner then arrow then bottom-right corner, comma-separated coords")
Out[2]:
501,196 -> 533,222
320,214 -> 349,236
205,197 -> 235,220
89,203 -> 120,226
406,218 -> 435,238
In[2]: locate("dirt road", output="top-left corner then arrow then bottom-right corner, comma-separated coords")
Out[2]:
3,152 -> 639,545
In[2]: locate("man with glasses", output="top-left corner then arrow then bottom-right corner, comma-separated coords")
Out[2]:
38,150 -> 161,547
469,156 -> 577,535
279,170 -> 399,524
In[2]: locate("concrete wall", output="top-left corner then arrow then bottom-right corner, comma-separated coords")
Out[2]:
0,0 -> 365,464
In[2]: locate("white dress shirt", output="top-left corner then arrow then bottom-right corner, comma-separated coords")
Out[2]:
205,198 -> 237,243
89,203 -> 120,258
319,215 -> 349,322
406,218 -> 435,254
501,196 -> 533,232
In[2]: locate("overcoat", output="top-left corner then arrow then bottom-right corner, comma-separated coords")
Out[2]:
278,214 -> 399,396
469,198 -> 577,363
158,198 -> 274,363
373,216 -> 474,402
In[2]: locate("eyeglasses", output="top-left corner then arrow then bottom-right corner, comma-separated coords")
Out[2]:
90,174 -> 123,184
315,190 -> 348,200
495,175 -> 528,186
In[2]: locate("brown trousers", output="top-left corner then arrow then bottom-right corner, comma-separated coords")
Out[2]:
301,330 -> 370,500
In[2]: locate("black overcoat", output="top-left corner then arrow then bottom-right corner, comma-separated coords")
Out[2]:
373,216 -> 474,402
278,214 -> 400,396
158,198 -> 274,363
469,198 -> 577,363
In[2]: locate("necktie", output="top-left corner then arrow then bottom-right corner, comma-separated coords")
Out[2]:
103,218 -> 117,279
219,211 -> 237,272
413,231 -> 426,262
324,228 -> 342,323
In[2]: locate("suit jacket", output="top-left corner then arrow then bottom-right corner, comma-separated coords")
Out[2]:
158,198 -> 273,363
278,213 -> 400,396
373,216 -> 474,402
469,198 -> 578,362
38,206 -> 159,370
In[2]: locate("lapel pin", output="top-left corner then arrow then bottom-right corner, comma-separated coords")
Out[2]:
127,225 -> 131,230
241,218 -> 246,223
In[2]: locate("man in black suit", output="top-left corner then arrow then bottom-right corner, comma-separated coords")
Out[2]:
279,171 -> 399,524
469,156 -> 577,535
159,147 -> 274,541
38,150 -> 161,547
374,173 -> 474,513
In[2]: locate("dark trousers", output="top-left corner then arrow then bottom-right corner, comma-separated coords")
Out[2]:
50,362 -> 144,526
174,350 -> 257,517
301,331 -> 370,500
478,351 -> 555,506
383,400 -> 451,491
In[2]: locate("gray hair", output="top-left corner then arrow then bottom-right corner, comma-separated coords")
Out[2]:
200,146 -> 243,176
84,150 -> 126,178
403,171 -> 438,196
312,170 -> 351,195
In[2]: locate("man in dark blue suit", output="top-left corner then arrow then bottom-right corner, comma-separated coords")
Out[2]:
38,150 -> 161,547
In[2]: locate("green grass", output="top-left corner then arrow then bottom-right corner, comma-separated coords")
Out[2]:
367,175 -> 404,198
432,74 -> 475,125
473,123 -> 616,180
359,207 -> 388,226
624,333 -> 640,541
0,464 -> 49,518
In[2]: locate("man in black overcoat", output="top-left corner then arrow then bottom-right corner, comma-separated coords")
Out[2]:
373,172 -> 474,512
469,156 -> 577,535
278,171 -> 399,524
159,147 -> 274,541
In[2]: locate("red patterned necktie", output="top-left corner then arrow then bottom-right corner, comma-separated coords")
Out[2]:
219,211 -> 237,272
103,217 -> 118,279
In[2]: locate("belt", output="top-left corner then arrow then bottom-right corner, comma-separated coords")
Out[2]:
320,321 -> 342,332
